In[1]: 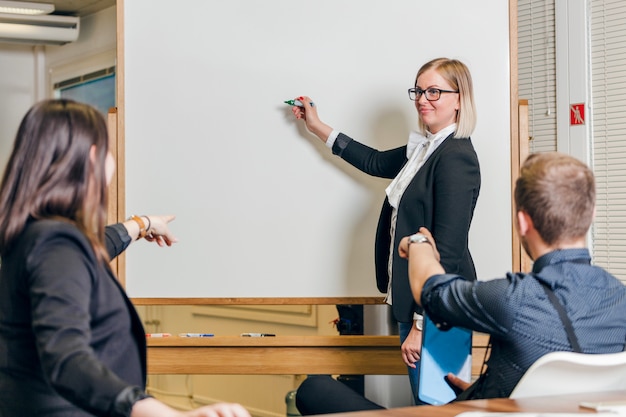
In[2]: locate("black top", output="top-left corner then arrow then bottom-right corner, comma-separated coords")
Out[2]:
333,132 -> 481,322
0,220 -> 147,416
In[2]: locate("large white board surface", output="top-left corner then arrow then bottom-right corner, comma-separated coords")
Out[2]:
123,0 -> 512,298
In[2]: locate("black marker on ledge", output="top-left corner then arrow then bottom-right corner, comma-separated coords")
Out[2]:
241,333 -> 276,337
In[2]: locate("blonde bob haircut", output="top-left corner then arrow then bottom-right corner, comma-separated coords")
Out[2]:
415,57 -> 477,138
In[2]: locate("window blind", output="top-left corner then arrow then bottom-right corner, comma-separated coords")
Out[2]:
590,0 -> 626,280
518,0 -> 557,153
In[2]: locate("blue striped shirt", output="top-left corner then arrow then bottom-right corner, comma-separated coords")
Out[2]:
421,248 -> 626,399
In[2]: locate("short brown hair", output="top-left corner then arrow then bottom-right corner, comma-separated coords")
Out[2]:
514,152 -> 595,245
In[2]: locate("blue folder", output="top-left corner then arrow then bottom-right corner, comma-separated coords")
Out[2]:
417,315 -> 473,405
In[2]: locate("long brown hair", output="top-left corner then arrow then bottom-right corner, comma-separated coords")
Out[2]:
0,99 -> 110,261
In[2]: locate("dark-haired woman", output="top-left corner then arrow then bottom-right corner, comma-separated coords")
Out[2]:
0,99 -> 250,417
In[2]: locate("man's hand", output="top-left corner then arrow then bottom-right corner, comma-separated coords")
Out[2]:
399,227 -> 445,305
444,372 -> 471,395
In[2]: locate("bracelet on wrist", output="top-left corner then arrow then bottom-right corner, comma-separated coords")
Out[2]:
142,216 -> 151,235
129,215 -> 147,239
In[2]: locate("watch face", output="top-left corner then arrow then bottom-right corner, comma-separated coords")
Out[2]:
410,233 -> 428,244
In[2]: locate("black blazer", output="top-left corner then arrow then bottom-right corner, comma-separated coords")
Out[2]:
0,220 -> 146,416
333,132 -> 480,322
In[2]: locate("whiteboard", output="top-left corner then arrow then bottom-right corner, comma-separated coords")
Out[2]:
122,0 -> 512,299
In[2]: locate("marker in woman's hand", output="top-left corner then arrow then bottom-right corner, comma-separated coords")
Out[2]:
284,99 -> 314,107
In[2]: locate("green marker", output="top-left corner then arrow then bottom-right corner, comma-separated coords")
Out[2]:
284,99 -> 314,107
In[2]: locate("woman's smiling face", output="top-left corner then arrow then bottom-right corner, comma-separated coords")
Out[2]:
414,68 -> 460,134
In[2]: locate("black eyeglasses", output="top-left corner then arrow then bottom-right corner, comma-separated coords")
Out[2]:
408,87 -> 459,101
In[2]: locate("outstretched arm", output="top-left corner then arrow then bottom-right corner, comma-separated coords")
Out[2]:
398,227 -> 444,305
105,215 -> 178,260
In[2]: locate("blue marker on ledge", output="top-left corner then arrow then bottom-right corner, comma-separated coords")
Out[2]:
179,333 -> 214,338
284,99 -> 314,107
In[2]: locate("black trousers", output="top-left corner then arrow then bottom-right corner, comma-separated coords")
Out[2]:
295,375 -> 386,415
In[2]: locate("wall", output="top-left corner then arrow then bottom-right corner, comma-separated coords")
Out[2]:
0,45 -> 37,170
0,6 -> 117,173
46,6 -> 116,94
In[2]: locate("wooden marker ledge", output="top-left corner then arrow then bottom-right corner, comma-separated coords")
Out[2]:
147,335 -> 404,375
147,333 -> 490,376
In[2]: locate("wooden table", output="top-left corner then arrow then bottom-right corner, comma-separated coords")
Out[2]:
319,390 -> 626,417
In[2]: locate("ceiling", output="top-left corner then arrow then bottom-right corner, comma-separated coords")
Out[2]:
8,0 -> 115,17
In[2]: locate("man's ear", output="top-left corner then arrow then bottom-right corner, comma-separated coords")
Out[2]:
517,210 -> 533,237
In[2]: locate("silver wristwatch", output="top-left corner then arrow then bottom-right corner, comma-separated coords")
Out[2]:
408,233 -> 430,246
414,314 -> 424,331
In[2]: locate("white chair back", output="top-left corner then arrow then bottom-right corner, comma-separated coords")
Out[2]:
509,350 -> 626,399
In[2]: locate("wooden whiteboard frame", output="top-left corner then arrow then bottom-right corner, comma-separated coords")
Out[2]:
115,0 -> 520,305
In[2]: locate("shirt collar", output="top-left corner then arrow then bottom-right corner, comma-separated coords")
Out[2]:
532,248 -> 592,275
406,123 -> 456,159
